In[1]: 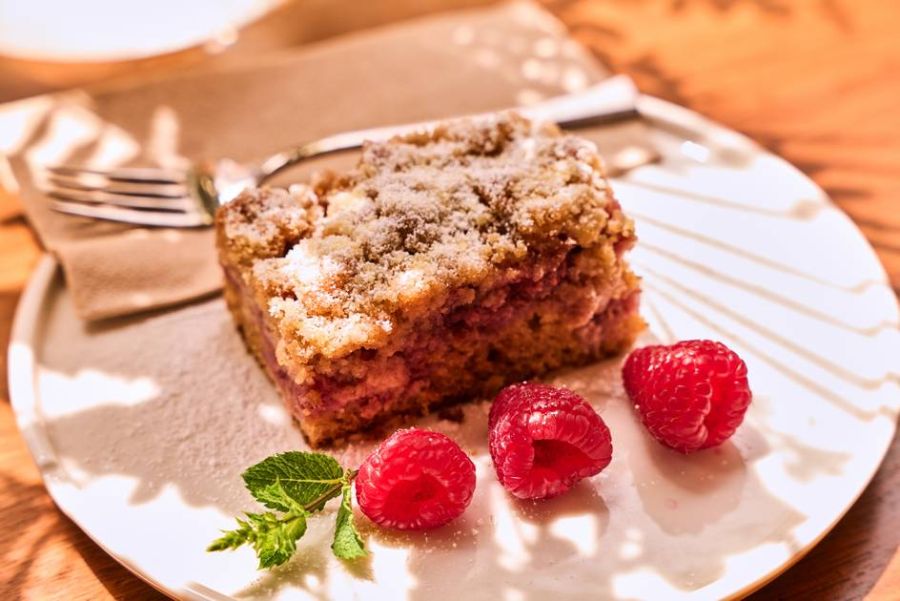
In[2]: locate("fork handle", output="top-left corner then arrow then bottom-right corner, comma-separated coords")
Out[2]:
256,75 -> 641,183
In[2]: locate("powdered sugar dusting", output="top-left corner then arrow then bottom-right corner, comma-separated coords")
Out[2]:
218,113 -> 632,363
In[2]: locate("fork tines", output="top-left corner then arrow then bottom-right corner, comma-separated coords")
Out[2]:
50,200 -> 209,228
46,164 -> 186,185
42,165 -> 209,228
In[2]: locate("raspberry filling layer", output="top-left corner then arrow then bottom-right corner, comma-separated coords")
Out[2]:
228,244 -> 636,431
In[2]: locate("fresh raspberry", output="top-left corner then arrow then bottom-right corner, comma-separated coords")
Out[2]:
622,339 -> 752,453
355,428 -> 476,530
488,383 -> 613,500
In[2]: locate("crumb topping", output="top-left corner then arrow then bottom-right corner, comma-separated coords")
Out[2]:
218,113 -> 633,363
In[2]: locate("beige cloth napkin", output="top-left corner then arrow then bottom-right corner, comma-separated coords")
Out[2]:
4,1 -> 649,321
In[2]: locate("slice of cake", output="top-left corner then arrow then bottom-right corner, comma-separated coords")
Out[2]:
216,114 -> 643,447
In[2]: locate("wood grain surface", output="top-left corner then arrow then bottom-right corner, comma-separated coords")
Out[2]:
0,0 -> 897,599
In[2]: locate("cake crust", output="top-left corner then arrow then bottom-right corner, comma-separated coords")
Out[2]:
217,114 -> 643,446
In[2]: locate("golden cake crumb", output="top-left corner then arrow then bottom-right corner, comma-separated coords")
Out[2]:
216,113 -> 642,447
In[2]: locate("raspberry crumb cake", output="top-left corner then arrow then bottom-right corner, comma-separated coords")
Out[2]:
216,114 -> 643,447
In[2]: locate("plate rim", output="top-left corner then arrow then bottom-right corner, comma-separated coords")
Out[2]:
7,255 -> 211,600
7,97 -> 900,601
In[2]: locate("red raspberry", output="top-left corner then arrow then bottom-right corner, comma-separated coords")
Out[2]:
355,428 -> 475,530
488,383 -> 613,500
622,339 -> 752,453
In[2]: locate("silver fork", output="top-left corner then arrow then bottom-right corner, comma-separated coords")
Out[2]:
44,75 -> 652,228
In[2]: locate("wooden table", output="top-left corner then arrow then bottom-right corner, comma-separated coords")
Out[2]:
1,0 -> 897,598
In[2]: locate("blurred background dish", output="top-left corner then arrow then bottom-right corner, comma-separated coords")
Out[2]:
0,0 -> 494,100
0,0 -> 281,62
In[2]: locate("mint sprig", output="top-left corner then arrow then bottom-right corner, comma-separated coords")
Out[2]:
208,452 -> 367,568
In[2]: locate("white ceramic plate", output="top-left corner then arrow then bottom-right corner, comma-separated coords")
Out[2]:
9,97 -> 900,600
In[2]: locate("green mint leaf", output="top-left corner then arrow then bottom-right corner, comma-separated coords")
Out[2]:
242,452 -> 344,512
332,481 -> 366,560
253,479 -> 305,514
